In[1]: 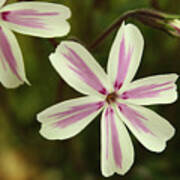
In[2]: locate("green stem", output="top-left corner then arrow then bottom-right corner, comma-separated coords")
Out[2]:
89,9 -> 164,50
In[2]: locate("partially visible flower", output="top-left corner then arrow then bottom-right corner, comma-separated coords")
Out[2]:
168,19 -> 180,37
37,22 -> 178,177
0,0 -> 71,88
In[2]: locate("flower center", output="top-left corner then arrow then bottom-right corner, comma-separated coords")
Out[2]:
106,92 -> 118,104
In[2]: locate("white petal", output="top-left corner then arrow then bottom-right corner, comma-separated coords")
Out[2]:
0,0 -> 6,7
115,103 -> 175,152
101,106 -> 134,177
0,2 -> 71,38
0,25 -> 28,88
37,96 -> 104,140
107,22 -> 144,91
119,74 -> 178,105
49,41 -> 112,97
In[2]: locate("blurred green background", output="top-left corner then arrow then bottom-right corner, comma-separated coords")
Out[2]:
0,0 -> 179,179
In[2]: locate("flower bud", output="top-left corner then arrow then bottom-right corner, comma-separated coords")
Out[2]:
168,19 -> 180,37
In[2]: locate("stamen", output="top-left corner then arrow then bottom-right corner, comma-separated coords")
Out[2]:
106,92 -> 118,104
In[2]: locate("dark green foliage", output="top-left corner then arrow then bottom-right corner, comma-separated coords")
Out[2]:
0,0 -> 179,179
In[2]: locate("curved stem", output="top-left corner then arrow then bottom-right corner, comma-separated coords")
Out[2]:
89,9 -> 164,50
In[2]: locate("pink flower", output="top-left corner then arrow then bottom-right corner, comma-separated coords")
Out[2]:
0,0 -> 71,88
37,22 -> 178,177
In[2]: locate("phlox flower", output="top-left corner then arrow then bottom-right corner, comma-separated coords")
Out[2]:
37,22 -> 178,177
0,0 -> 71,88
169,19 -> 180,36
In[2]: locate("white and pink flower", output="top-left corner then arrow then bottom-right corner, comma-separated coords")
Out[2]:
0,0 -> 71,88
169,19 -> 180,36
37,22 -> 178,177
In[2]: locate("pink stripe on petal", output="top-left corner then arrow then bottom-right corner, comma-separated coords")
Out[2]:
7,9 -> 59,16
114,34 -> 134,91
55,104 -> 102,128
118,103 -> 152,134
109,107 -> 122,168
105,108 -> 110,160
1,9 -> 59,29
49,101 -> 104,119
120,81 -> 174,99
127,87 -> 173,99
0,27 -> 22,80
63,46 -> 108,95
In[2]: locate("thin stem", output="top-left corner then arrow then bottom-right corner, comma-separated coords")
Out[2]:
135,15 -> 167,34
89,9 -> 164,50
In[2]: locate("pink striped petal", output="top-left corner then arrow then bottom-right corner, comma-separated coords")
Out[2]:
118,103 -> 152,134
113,34 -> 134,91
119,74 -> 178,105
116,103 -> 175,152
0,25 -> 28,88
107,22 -> 144,91
37,96 -> 104,140
0,2 -> 71,37
101,106 -> 134,177
49,41 -> 112,96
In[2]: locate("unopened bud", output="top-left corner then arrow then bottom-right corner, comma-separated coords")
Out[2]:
168,19 -> 180,36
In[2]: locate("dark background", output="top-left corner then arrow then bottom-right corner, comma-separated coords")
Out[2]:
0,0 -> 179,179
